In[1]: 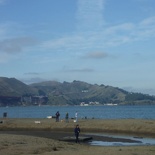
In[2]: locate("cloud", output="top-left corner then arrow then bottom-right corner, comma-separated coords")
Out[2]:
84,51 -> 108,59
42,0 -> 155,55
138,16 -> 155,38
140,16 -> 155,26
21,77 -> 47,84
0,37 -> 39,54
24,72 -> 40,75
105,23 -> 135,35
1,0 -> 155,59
65,68 -> 94,73
123,86 -> 155,96
76,0 -> 105,32
41,0 -> 106,53
102,16 -> 155,46
36,0 -> 155,60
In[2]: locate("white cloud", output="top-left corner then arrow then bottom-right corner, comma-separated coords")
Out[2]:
42,15 -> 155,53
20,77 -> 47,84
140,16 -> 155,26
41,0 -> 155,54
1,0 -> 155,62
105,23 -> 135,35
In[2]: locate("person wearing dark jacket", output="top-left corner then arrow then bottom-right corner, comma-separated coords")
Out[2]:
55,111 -> 60,122
74,124 -> 80,143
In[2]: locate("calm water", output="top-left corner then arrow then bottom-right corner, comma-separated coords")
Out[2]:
0,105 -> 155,119
89,133 -> 155,146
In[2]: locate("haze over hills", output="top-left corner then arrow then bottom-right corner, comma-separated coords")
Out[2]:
0,77 -> 155,106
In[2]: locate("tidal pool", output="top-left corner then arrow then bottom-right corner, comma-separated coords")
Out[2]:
87,133 -> 155,146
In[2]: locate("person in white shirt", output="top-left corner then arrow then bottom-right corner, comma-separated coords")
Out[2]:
75,111 -> 78,122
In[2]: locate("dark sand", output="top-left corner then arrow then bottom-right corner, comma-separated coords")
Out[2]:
0,130 -> 142,144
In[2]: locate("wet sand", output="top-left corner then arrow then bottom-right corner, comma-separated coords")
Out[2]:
0,130 -> 142,144
0,118 -> 155,155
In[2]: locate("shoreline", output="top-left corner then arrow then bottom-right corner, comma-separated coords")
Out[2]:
0,118 -> 155,155
1,118 -> 155,137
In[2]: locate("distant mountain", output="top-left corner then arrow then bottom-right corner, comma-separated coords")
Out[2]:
0,77 -> 155,106
0,77 -> 38,106
30,80 -> 155,105
0,77 -> 37,96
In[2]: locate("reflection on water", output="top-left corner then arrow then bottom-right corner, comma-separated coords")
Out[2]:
88,133 -> 155,146
90,141 -> 137,146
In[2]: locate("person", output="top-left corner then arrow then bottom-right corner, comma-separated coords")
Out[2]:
55,111 -> 60,122
75,111 -> 78,122
65,112 -> 69,123
74,124 -> 80,143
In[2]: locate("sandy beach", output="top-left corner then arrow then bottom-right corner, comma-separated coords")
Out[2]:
0,118 -> 155,155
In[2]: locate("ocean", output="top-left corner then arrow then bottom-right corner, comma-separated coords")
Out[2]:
0,105 -> 155,119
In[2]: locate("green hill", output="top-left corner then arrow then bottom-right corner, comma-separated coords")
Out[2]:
0,77 -> 37,96
0,77 -> 155,106
30,80 -> 155,105
0,77 -> 38,106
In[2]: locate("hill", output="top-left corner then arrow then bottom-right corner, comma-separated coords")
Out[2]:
30,80 -> 155,105
0,77 -> 155,106
0,77 -> 38,106
0,77 -> 37,96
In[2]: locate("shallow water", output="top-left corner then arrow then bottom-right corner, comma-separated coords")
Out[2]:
88,133 -> 155,146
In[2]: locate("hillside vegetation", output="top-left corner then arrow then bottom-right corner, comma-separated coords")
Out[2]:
0,77 -> 155,106
0,77 -> 37,96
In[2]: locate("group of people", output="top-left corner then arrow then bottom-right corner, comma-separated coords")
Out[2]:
55,111 -> 80,143
55,111 -> 78,123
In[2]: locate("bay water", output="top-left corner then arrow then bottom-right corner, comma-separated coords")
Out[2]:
0,105 -> 155,119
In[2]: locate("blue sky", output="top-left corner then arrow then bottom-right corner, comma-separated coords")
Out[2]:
0,0 -> 155,95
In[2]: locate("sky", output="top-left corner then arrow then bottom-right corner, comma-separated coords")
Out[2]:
0,0 -> 155,95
